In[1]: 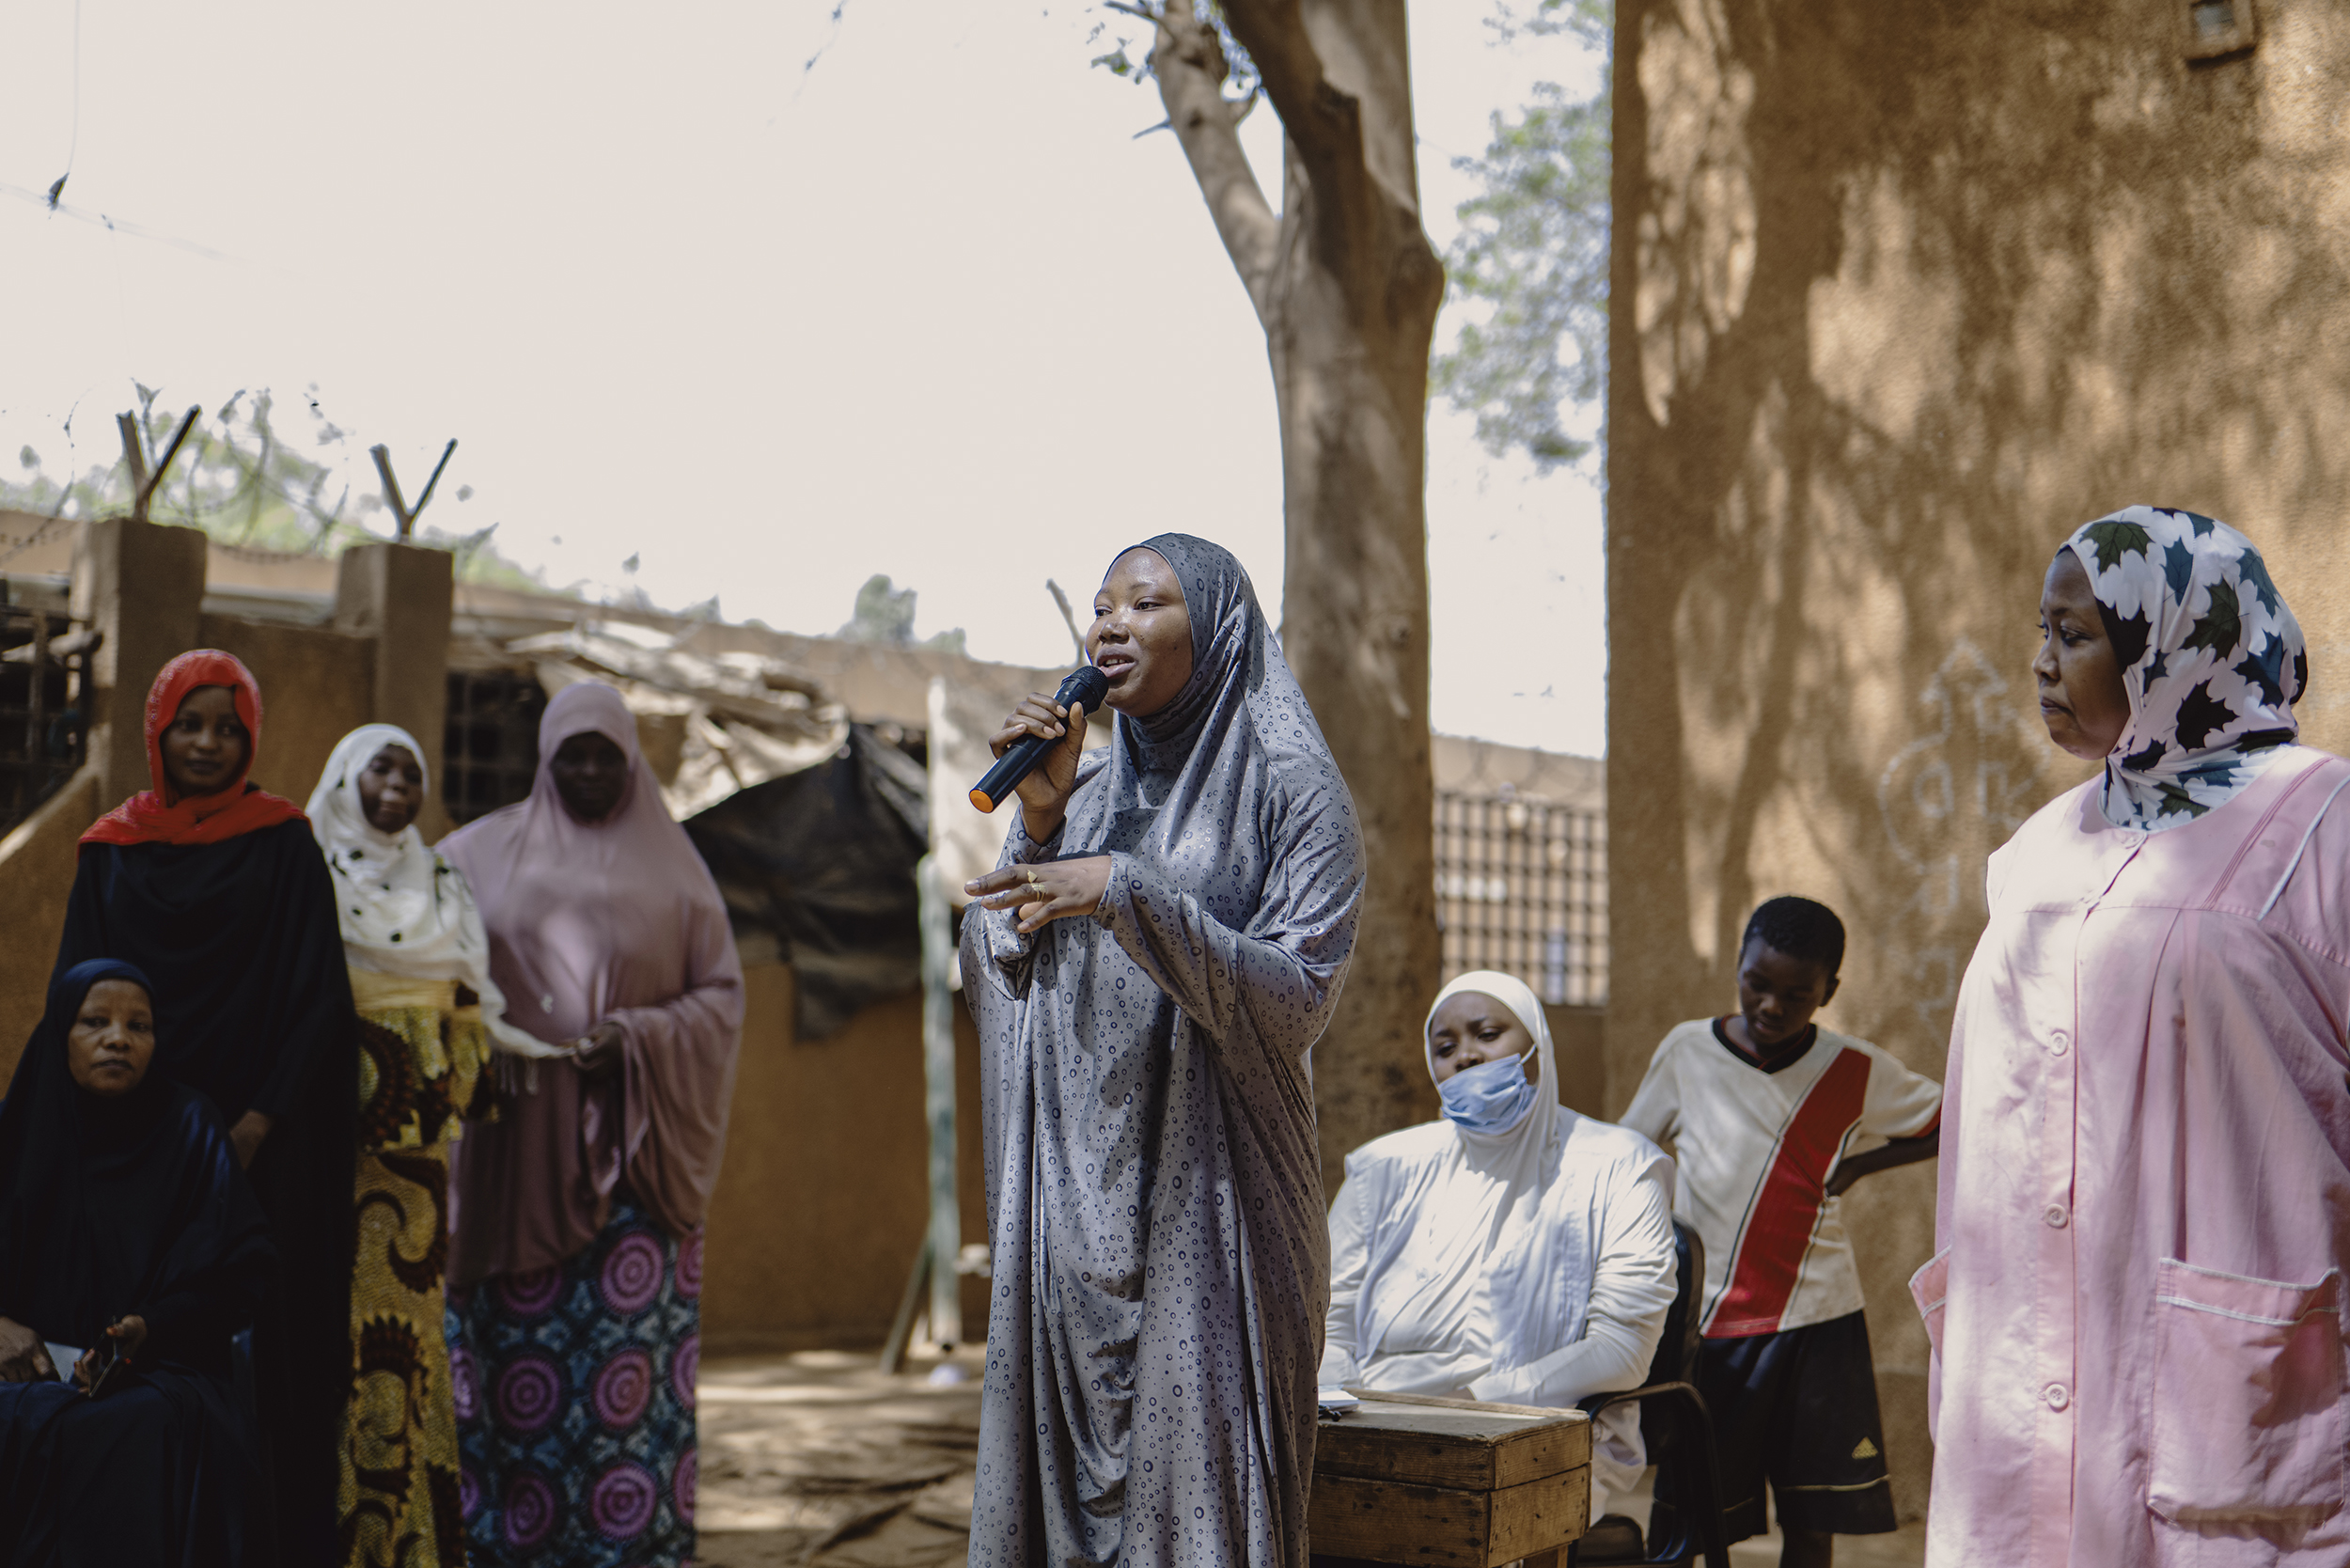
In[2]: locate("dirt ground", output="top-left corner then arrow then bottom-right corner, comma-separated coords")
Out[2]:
1727,1522 -> 1927,1567
691,1350 -> 1925,1568
695,1349 -> 986,1568
1608,1472 -> 1928,1568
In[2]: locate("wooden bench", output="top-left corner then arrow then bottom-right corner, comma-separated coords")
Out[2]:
1309,1389 -> 1592,1568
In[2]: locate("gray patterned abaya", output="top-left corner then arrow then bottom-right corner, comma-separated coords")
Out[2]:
961,535 -> 1364,1568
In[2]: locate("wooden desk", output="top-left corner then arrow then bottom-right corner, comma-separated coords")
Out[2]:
1309,1390 -> 1591,1568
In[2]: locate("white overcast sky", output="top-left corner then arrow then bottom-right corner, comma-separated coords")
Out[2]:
0,1 -> 1606,756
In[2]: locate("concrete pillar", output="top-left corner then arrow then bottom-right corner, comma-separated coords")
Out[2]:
335,542 -> 456,840
70,518 -> 208,812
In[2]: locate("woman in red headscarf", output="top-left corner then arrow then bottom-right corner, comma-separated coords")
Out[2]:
52,649 -> 359,1565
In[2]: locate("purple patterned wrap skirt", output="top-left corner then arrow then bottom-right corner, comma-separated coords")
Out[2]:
445,1200 -> 701,1567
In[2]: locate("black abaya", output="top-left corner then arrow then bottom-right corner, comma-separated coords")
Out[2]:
0,959 -> 278,1567
52,821 -> 358,1561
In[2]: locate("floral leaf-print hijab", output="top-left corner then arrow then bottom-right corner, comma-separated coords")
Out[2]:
2060,505 -> 2307,830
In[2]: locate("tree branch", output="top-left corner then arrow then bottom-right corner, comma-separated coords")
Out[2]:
1215,0 -> 1393,322
1150,7 -> 1281,317
1218,0 -> 1351,168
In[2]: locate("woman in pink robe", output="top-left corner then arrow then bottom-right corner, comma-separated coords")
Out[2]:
439,681 -> 744,1568
1918,506 -> 2349,1566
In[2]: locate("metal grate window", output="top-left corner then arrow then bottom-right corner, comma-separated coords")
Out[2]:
0,603 -> 86,837
1435,790 -> 1607,1006
443,668 -> 545,825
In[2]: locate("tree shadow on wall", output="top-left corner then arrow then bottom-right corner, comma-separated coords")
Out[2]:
1608,0 -> 2350,1068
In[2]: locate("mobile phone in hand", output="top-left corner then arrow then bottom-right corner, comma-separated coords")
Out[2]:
79,1335 -> 128,1400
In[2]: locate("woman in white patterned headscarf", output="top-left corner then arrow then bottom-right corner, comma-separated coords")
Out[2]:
961,535 -> 1364,1568
1921,507 -> 2350,1567
2055,506 -> 2304,828
1319,970 -> 1677,1530
306,723 -> 540,1568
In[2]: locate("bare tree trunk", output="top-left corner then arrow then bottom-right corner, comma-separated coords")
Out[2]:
1147,0 -> 1444,1186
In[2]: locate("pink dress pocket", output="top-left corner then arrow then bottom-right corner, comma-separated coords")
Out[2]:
2148,1259 -> 2345,1526
1909,1247 -> 1952,1360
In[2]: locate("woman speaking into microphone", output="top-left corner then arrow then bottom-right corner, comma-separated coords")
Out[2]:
961,535 -> 1365,1568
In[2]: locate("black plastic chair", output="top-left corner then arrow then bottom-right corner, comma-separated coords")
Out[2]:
230,1325 -> 258,1430
1567,1219 -> 1731,1568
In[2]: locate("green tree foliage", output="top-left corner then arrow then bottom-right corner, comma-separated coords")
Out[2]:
6,384 -> 369,549
2,384 -> 553,593
1431,0 -> 1611,472
836,573 -> 966,655
1090,1 -> 1256,95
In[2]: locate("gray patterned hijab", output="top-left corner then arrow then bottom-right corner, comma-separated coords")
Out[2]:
1085,533 -> 1358,934
2060,505 -> 2306,831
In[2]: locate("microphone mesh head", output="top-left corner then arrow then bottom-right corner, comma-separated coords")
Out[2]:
1063,665 -> 1111,709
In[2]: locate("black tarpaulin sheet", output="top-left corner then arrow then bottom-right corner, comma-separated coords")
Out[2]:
684,726 -> 930,1040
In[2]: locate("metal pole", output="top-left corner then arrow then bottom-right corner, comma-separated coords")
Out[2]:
117,415 -> 149,520
879,1237 -> 929,1375
137,407 -> 202,521
369,445 -> 414,541
408,438 -> 459,522
26,607 -> 48,770
918,853 -> 963,1350
1045,578 -> 1087,664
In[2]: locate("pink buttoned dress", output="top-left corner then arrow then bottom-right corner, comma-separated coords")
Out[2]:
1918,745 -> 2350,1566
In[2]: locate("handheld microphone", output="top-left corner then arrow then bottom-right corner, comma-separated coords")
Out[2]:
969,665 -> 1111,814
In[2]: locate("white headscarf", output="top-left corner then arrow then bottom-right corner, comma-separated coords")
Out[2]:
1424,970 -> 1559,1152
306,724 -> 552,1055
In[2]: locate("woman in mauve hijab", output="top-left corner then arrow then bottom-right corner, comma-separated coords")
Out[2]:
1920,507 -> 2350,1566
51,649 -> 358,1562
961,536 -> 1364,1568
438,680 -> 743,1568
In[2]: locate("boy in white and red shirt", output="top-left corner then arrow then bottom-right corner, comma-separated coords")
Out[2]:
1621,896 -> 1940,1568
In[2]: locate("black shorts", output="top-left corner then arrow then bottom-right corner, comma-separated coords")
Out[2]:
1685,1310 -> 1898,1540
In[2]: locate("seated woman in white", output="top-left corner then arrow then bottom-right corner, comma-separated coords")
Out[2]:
1321,970 -> 1678,1523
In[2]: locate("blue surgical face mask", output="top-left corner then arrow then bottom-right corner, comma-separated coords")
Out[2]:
1436,1050 -> 1538,1136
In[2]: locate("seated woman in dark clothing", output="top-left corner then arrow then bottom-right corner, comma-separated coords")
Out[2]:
0,959 -> 276,1566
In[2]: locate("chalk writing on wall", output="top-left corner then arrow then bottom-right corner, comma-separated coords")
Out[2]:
1876,638 -> 2041,1041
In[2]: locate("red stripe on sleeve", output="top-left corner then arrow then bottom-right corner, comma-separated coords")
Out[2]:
1702,1046 -> 1873,1338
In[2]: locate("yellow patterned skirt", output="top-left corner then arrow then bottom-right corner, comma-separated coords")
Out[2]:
338,969 -> 495,1568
